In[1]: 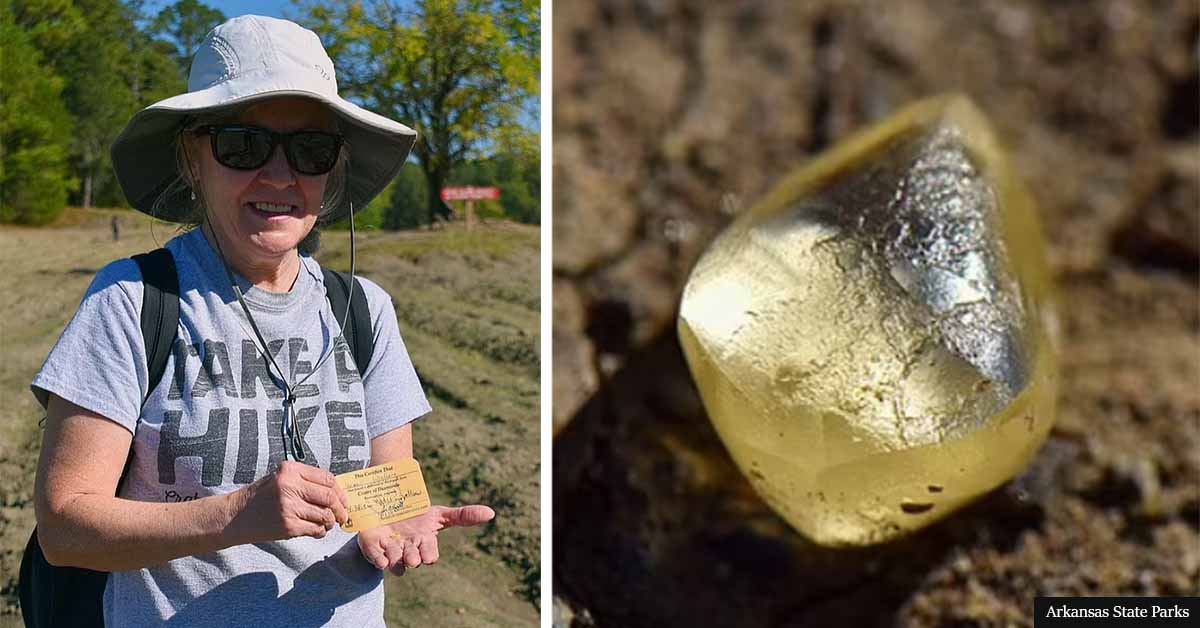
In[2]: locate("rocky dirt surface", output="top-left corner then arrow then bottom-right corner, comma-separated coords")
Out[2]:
0,211 -> 539,628
553,1 -> 1199,626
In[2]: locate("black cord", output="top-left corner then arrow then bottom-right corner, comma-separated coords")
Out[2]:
193,168 -> 357,462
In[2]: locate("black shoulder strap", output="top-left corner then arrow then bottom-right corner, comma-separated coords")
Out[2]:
322,268 -> 375,376
131,249 -> 179,403
19,250 -> 180,628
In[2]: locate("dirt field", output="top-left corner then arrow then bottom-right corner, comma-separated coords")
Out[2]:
0,209 -> 539,627
553,1 -> 1199,626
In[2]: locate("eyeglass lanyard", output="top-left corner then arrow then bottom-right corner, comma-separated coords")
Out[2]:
203,202 -> 357,462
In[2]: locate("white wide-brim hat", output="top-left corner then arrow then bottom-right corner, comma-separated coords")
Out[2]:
111,14 -> 417,224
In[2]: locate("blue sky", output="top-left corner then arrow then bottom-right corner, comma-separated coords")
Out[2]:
144,0 -> 299,21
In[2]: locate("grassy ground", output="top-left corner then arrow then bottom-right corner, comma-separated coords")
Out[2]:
0,208 -> 539,627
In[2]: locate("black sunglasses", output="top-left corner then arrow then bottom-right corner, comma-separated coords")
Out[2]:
193,125 -> 344,175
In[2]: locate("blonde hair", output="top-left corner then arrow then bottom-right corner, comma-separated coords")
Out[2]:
150,108 -> 351,255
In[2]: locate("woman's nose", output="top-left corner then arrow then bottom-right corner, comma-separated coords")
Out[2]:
257,143 -> 296,186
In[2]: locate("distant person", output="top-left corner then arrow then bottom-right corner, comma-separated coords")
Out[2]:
111,215 -> 120,241
26,16 -> 493,628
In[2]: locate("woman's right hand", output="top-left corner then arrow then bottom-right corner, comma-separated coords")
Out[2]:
226,461 -> 351,545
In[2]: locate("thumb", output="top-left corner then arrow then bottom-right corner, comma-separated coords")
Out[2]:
439,505 -> 496,528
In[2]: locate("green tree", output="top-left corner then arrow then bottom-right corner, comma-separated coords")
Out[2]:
2,0 -> 185,218
13,0 -> 182,209
149,0 -> 225,76
446,153 -> 537,225
62,0 -> 142,207
0,0 -> 78,224
88,32 -> 186,207
301,0 -> 539,224
384,166 -> 429,230
10,0 -> 87,56
493,146 -> 538,224
326,175 -> 392,231
497,177 -> 536,224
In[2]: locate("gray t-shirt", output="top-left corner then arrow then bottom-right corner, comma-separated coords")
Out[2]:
32,228 -> 431,627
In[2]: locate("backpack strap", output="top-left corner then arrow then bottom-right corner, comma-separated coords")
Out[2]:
128,251 -> 374,388
17,250 -> 180,628
131,248 -> 180,403
321,268 -> 374,376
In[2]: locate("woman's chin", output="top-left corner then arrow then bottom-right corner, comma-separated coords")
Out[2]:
238,217 -> 314,254
247,231 -> 306,257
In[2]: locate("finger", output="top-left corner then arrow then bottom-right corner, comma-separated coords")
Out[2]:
417,536 -> 440,565
360,537 -> 388,570
439,505 -> 496,528
294,463 -> 338,488
295,503 -> 336,532
384,540 -> 406,576
276,460 -> 301,478
320,484 -> 350,527
332,483 -> 351,516
305,522 -> 330,539
402,540 -> 421,569
289,518 -> 330,540
298,483 -> 343,515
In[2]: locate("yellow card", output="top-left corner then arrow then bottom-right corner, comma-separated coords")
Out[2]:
335,459 -> 432,533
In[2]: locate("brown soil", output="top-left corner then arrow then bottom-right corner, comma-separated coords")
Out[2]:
0,210 -> 539,627
553,1 -> 1199,626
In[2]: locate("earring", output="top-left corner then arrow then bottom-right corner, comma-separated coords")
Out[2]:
190,188 -> 196,201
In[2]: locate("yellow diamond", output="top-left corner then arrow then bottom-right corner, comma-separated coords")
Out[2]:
678,94 -> 1059,546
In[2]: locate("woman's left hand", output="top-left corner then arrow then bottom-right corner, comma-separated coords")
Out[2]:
356,505 -> 495,575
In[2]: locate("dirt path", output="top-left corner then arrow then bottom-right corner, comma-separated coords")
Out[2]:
0,211 -> 539,627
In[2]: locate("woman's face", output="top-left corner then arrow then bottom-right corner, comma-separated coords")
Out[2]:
188,97 -> 336,267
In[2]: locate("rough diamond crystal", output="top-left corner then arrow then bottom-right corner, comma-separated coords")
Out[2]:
677,95 -> 1059,546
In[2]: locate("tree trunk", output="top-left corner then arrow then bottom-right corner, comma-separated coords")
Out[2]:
423,167 -> 451,226
426,179 -> 441,226
82,173 -> 93,209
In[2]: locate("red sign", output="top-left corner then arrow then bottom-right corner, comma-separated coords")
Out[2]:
441,186 -> 501,201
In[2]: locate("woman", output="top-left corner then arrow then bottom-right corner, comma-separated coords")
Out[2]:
30,15 -> 492,626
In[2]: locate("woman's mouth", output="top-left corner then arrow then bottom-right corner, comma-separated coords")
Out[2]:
246,201 -> 299,216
